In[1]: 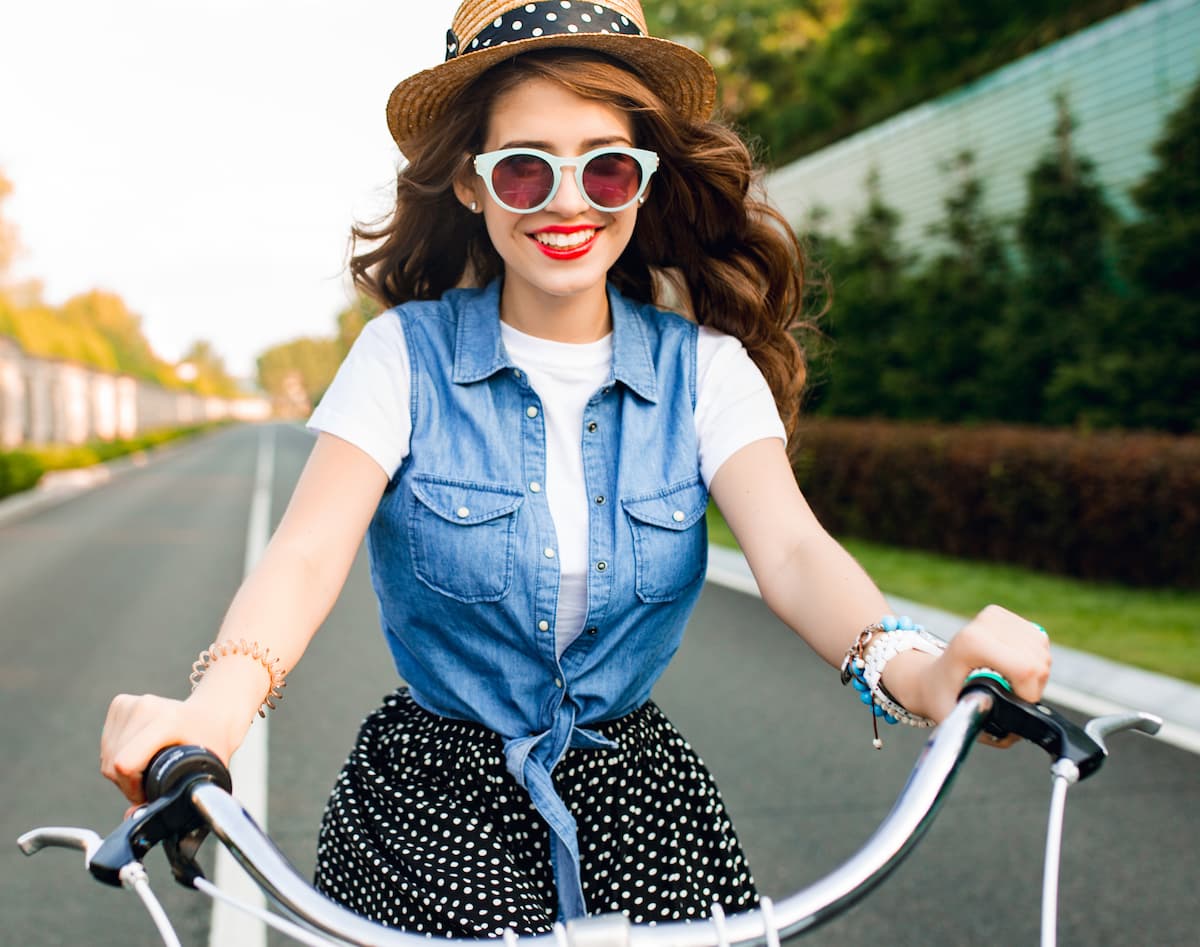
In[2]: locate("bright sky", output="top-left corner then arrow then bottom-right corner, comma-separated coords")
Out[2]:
1,0 -> 462,378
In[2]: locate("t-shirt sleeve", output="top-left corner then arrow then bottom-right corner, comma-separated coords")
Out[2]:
306,312 -> 412,478
695,325 -> 787,487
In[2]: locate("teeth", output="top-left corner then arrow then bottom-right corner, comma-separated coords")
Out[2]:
534,229 -> 595,249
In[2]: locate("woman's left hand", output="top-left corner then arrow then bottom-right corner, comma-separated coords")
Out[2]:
918,604 -> 1053,748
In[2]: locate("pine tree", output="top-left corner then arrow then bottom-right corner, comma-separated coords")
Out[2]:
1001,93 -> 1118,425
1100,77 -> 1200,431
815,170 -> 914,417
886,152 -> 1011,421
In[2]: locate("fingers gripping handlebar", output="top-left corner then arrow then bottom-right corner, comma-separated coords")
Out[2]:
959,674 -> 1160,780
88,746 -> 232,888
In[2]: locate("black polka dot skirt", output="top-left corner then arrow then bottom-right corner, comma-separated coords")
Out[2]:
314,688 -> 758,937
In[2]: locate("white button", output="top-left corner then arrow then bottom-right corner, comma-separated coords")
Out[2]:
456,506 -> 470,518
554,677 -> 563,689
544,547 -> 556,559
526,406 -> 539,418
672,510 -> 685,522
538,620 -> 550,632
514,368 -> 523,378
529,482 -> 541,493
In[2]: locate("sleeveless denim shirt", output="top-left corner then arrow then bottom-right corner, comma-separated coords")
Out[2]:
366,280 -> 708,921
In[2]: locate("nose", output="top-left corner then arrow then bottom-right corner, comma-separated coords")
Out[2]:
545,163 -> 590,216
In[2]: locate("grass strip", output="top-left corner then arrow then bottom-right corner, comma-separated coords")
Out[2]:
0,423 -> 227,500
707,506 -> 1200,684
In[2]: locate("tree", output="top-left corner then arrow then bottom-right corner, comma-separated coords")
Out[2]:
256,337 -> 343,415
178,340 -> 242,398
884,152 -> 1012,421
998,94 -> 1118,425
813,171 -> 914,417
59,291 -> 176,385
1085,76 -> 1200,431
335,292 -> 382,357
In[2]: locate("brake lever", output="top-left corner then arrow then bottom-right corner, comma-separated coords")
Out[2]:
958,677 -> 1110,781
87,745 -> 232,888
1084,712 -> 1162,753
17,826 -> 104,864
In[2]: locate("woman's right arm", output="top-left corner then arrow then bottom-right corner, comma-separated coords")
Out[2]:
100,431 -> 389,804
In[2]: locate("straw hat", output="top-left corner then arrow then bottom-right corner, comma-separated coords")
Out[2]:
386,1 -> 717,151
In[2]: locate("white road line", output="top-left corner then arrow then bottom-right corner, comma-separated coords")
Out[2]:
209,425 -> 275,947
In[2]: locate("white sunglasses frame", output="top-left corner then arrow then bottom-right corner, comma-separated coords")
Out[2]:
473,146 -> 659,214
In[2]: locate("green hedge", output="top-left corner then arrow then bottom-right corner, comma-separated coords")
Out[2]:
0,451 -> 45,500
0,425 -> 218,501
792,419 -> 1200,588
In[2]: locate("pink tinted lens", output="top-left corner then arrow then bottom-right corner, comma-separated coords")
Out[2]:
492,153 -> 555,209
582,152 -> 642,208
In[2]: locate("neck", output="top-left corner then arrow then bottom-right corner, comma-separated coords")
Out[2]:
499,280 -> 612,343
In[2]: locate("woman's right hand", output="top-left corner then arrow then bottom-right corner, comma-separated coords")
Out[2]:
100,693 -> 244,807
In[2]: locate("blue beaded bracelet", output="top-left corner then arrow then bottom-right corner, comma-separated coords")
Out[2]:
840,615 -> 944,748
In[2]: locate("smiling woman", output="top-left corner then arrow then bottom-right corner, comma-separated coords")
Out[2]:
98,0 -> 1054,939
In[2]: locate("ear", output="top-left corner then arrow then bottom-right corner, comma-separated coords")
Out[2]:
452,168 -> 483,213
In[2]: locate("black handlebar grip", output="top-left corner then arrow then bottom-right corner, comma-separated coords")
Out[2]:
143,745 -> 232,803
91,746 -> 233,887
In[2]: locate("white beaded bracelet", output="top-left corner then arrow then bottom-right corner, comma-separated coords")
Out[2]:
841,616 -> 946,747
862,627 -> 946,725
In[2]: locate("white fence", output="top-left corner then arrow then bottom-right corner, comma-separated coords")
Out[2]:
0,335 -> 269,449
766,0 -> 1200,249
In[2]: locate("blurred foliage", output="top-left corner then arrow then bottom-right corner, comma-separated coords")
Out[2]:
256,337 -> 343,414
646,0 -> 1144,164
256,292 -> 381,412
0,449 -> 43,500
809,78 -> 1200,433
336,292 -> 380,357
178,339 -> 243,398
0,423 -> 223,501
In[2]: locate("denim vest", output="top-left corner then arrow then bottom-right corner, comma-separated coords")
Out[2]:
366,280 -> 708,921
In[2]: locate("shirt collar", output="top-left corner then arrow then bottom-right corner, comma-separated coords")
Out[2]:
452,280 -> 659,404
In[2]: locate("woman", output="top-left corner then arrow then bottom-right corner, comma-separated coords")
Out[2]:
100,0 -> 1051,936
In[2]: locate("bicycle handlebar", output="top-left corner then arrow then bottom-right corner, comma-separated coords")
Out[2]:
19,680 -> 1162,947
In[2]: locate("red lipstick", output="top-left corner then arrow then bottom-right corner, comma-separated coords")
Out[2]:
529,225 -> 600,260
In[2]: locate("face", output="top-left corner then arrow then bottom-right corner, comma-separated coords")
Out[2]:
457,77 -> 644,309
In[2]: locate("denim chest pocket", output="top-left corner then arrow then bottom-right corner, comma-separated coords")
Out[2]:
409,475 -> 525,603
622,478 -> 709,603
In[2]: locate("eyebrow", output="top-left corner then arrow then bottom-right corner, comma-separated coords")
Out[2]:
497,135 -> 634,151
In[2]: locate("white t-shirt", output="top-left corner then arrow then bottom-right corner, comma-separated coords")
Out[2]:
309,312 -> 785,655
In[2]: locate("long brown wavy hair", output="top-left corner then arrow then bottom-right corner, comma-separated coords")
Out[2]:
350,50 -> 818,438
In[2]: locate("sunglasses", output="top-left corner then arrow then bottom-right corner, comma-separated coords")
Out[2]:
473,146 -> 659,214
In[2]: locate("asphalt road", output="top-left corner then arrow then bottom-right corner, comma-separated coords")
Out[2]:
2,423 -> 1197,945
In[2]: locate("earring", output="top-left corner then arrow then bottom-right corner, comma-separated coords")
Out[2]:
637,195 -> 646,206
469,201 -> 478,212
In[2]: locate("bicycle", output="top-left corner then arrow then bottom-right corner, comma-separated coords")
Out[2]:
18,675 -> 1160,947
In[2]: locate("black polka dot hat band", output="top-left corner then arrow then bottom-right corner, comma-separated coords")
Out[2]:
385,0 -> 717,153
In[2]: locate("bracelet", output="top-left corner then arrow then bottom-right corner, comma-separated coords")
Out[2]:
190,639 -> 287,718
840,615 -> 946,748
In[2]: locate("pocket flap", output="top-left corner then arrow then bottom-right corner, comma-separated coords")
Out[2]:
412,476 -> 524,525
622,479 -> 708,530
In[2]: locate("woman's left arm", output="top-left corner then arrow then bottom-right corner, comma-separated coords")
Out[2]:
709,438 -> 1051,728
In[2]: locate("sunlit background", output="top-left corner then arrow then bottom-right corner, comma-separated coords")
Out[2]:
2,0 -> 460,379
